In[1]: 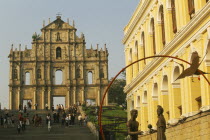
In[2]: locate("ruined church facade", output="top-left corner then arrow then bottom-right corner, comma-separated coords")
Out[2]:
8,16 -> 109,110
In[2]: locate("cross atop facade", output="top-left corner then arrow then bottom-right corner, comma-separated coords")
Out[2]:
56,12 -> 62,17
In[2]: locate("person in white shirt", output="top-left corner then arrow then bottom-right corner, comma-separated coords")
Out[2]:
78,114 -> 82,126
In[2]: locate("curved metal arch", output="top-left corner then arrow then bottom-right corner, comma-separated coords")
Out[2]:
98,55 -> 210,140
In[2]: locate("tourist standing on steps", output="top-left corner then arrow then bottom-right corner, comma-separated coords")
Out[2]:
53,112 -> 56,123
45,104 -> 48,110
19,104 -> 22,111
26,113 -> 30,126
78,114 -> 82,126
48,120 -> 51,132
51,105 -> 54,112
24,105 -> 27,113
71,114 -> 75,125
17,123 -> 21,134
84,115 -> 88,126
35,103 -> 38,110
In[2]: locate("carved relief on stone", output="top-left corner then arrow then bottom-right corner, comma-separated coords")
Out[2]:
45,47 -> 50,57
63,46 -> 68,59
56,32 -> 62,42
37,69 -> 41,79
38,46 -> 44,57
55,20 -> 63,29
25,50 -> 30,57
76,65 -> 82,79
76,45 -> 82,57
45,32 -> 49,41
13,68 -> 18,79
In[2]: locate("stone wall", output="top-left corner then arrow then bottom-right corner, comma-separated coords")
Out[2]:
138,111 -> 210,140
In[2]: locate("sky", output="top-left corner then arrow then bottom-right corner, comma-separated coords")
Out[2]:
0,0 -> 139,109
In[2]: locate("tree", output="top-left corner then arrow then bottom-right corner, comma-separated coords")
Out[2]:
108,72 -> 126,105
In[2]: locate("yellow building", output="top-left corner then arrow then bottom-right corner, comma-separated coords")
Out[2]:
123,0 -> 210,132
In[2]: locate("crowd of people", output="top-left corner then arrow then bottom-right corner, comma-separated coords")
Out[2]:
0,104 -> 89,134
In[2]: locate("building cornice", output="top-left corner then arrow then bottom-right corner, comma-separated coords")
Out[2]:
124,3 -> 210,94
122,0 -> 152,44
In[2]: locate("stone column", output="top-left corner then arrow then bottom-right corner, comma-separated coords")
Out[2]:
73,88 -> 76,105
66,88 -> 70,108
81,88 -> 84,103
97,88 -> 100,106
104,88 -> 108,106
9,90 -> 12,109
33,90 -> 36,109
48,90 -> 51,108
17,89 -> 20,109
42,90 -> 45,109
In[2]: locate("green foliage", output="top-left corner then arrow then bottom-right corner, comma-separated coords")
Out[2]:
83,106 -> 128,139
108,78 -> 126,105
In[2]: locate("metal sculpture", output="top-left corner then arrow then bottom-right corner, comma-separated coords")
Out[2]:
98,55 -> 210,140
175,51 -> 209,81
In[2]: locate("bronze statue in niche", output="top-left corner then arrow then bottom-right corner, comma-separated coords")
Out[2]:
56,32 -> 62,41
127,109 -> 142,140
156,105 -> 166,140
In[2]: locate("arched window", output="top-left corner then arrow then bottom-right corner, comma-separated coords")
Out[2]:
13,69 -> 18,79
141,32 -> 146,64
88,71 -> 93,84
25,72 -> 30,85
173,66 -> 180,83
151,18 -> 156,55
135,41 -> 139,71
56,47 -> 61,58
129,48 -> 132,62
37,69 -> 41,79
162,75 -> 168,91
129,48 -> 133,77
159,5 -> 166,45
55,70 -> 63,85
153,83 -> 158,99
171,0 -> 177,33
188,0 -> 195,19
143,91 -> 147,104
137,96 -> 140,107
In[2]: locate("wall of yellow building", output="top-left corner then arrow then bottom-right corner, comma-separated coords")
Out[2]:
124,0 -> 210,132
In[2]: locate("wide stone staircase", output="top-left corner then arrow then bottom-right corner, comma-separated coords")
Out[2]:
0,110 -> 96,140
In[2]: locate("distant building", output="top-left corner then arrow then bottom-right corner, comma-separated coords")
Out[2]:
123,0 -> 210,132
8,16 -> 108,110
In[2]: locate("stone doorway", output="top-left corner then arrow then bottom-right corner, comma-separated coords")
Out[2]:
23,99 -> 32,109
53,96 -> 66,108
86,99 -> 96,106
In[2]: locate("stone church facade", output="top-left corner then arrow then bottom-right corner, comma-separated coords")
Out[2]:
8,16 -> 109,110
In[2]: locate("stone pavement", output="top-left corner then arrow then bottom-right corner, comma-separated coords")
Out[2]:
0,124 -> 96,140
